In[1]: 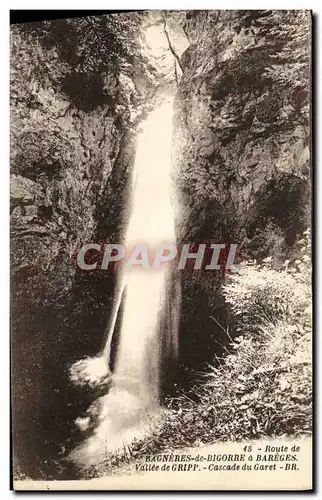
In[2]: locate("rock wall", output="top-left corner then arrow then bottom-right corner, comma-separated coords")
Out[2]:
10,14 -> 164,478
173,10 -> 311,376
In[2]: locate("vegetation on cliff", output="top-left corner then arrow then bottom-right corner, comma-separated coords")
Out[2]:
92,229 -> 311,477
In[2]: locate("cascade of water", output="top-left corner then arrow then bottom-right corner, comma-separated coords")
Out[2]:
70,97 -> 179,468
110,97 -> 176,404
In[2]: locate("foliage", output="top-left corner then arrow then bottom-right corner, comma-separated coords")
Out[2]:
13,14 -> 140,110
222,247 -> 309,328
95,229 -> 312,474
18,15 -> 138,73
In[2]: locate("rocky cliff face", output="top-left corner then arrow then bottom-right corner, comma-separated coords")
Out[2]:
173,10 -> 311,374
10,13 -> 184,478
11,14 -> 159,287
11,10 -> 311,479
175,9 -> 311,253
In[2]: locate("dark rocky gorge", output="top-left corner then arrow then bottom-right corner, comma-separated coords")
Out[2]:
10,11 -> 311,479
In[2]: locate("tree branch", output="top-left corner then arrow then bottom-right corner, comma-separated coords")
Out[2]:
163,18 -> 183,73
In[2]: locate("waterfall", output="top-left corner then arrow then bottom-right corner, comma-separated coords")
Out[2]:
70,97 -> 179,468
111,97 -> 177,403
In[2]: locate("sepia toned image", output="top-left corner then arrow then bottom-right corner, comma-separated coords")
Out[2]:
10,10 -> 312,490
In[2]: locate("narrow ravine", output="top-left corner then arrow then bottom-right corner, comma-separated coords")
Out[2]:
11,11 -> 311,485
69,97 -> 178,471
63,14 -> 191,474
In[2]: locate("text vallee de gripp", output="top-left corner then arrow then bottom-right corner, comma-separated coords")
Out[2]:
72,242 -> 242,272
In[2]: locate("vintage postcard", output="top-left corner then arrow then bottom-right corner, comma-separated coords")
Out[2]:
10,9 -> 312,491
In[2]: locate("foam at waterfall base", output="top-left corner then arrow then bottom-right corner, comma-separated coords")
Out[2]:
69,355 -> 111,390
69,383 -> 164,471
69,98 -> 177,473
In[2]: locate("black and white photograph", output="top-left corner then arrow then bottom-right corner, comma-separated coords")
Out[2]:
10,9 -> 312,490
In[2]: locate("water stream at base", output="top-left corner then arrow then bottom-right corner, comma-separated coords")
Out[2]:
70,97 -> 179,469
